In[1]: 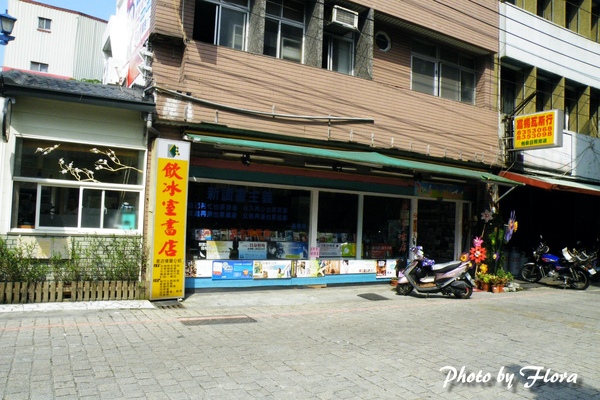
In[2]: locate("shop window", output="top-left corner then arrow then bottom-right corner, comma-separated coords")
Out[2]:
264,0 -> 305,62
362,196 -> 411,260
188,183 -> 310,260
317,192 -> 358,258
322,32 -> 354,75
12,138 -> 144,231
193,0 -> 248,50
411,39 -> 476,105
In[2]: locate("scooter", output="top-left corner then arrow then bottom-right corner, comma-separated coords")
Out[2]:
520,236 -> 596,290
396,246 -> 476,299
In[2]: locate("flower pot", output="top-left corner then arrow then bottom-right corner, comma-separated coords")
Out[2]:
491,284 -> 504,293
480,282 -> 491,292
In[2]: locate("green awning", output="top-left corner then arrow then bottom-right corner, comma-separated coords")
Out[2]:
184,134 -> 523,186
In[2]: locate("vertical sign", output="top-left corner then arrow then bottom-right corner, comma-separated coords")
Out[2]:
150,139 -> 190,300
513,109 -> 563,150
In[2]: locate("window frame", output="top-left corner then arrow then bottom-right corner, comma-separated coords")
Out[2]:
411,39 -> 477,105
12,138 -> 146,233
30,62 -> 49,73
37,17 -> 52,31
264,0 -> 305,63
193,0 -> 249,51
323,32 -> 355,75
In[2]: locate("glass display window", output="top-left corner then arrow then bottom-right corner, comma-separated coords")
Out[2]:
187,182 -> 310,261
362,196 -> 411,260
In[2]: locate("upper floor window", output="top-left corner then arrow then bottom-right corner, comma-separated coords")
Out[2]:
193,0 -> 249,50
30,62 -> 49,72
322,32 -> 354,75
264,0 -> 305,62
38,17 -> 52,31
411,40 -> 476,105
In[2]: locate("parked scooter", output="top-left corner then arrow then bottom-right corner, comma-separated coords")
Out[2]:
396,246 -> 476,299
520,236 -> 597,290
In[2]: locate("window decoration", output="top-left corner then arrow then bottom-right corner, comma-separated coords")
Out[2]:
12,139 -> 144,231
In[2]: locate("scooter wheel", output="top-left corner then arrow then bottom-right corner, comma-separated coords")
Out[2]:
453,285 -> 473,299
569,269 -> 590,290
396,284 -> 413,296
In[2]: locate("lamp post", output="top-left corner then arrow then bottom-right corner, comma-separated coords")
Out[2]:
0,10 -> 17,45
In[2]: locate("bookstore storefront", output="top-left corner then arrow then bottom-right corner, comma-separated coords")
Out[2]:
182,134 -> 516,290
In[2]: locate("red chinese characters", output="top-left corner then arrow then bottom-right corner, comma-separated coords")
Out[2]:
514,112 -> 556,148
158,162 -> 184,257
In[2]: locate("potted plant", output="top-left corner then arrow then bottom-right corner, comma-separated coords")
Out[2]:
477,273 -> 493,292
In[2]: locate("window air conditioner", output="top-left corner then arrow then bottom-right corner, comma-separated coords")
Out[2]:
331,5 -> 358,30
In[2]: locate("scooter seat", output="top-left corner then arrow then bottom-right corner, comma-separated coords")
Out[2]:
430,260 -> 462,272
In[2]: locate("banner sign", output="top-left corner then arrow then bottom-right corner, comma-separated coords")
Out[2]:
150,139 -> 190,300
513,109 -> 563,150
212,260 -> 253,280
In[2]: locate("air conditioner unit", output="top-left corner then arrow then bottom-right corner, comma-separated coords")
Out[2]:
331,5 -> 358,30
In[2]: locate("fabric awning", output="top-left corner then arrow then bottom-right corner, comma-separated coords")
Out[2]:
500,171 -> 600,196
184,133 -> 523,186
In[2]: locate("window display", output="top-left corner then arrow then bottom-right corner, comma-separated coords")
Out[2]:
187,183 -> 310,264
11,138 -> 144,231
317,192 -> 358,258
362,196 -> 411,260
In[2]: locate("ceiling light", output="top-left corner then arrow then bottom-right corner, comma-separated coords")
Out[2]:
370,169 -> 413,178
222,152 -> 284,163
430,176 -> 467,184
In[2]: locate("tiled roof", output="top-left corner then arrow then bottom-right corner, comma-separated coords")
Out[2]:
0,69 -> 155,112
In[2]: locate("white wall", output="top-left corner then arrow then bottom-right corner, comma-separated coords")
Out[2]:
4,0 -> 107,80
0,97 -> 147,233
500,3 -> 600,90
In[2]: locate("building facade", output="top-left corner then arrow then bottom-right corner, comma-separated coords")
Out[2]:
0,70 -> 154,265
498,0 -> 600,254
103,0 -> 521,292
3,0 -> 107,81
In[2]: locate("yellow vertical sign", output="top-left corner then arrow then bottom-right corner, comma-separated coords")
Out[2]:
150,140 -> 190,300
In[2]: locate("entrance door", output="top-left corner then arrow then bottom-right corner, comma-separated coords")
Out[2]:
417,200 -> 456,262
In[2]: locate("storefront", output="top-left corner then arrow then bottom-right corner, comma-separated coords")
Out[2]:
182,134 -> 518,289
499,171 -> 600,257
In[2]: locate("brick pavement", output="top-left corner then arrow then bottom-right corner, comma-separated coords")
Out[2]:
1,282 -> 599,399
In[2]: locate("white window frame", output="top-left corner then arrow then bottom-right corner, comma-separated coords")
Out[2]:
198,0 -> 249,50
30,62 -> 49,72
12,138 -> 146,234
264,0 -> 305,63
38,17 -> 52,31
411,40 -> 476,105
323,33 -> 355,76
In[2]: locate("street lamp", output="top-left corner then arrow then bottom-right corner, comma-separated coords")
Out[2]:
0,10 -> 17,45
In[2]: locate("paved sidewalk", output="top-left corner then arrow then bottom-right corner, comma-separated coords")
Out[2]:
1,283 -> 599,399
0,300 -> 155,313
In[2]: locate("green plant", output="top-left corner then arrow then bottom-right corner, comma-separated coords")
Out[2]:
477,273 -> 493,284
495,268 -> 514,285
2,235 -> 148,283
0,237 -> 49,283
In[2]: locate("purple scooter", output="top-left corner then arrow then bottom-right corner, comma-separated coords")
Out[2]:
396,246 -> 475,299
